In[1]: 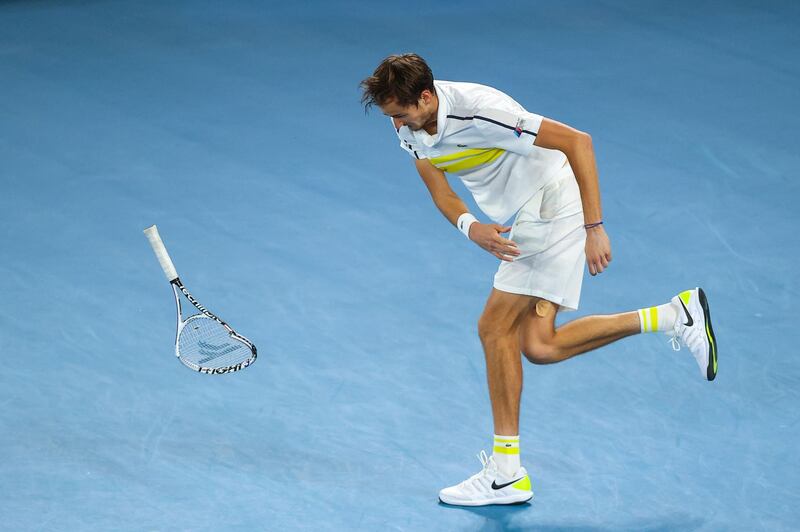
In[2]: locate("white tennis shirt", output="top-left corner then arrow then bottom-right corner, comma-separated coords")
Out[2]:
395,80 -> 567,223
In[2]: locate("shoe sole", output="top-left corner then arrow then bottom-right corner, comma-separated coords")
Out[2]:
697,287 -> 717,381
438,493 -> 533,507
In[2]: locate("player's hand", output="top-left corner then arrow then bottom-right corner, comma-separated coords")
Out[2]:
469,223 -> 520,262
585,225 -> 612,275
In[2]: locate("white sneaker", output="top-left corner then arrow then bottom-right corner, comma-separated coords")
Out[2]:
438,451 -> 533,506
669,287 -> 718,381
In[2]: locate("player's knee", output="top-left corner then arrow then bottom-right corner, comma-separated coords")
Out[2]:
477,314 -> 496,344
522,341 -> 560,365
478,313 -> 510,346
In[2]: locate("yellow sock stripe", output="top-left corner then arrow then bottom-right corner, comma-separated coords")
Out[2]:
430,148 -> 504,173
649,307 -> 658,333
493,445 -> 520,455
638,309 -> 648,332
493,436 -> 519,443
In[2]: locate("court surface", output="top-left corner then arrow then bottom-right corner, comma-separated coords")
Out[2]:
1,1 -> 799,530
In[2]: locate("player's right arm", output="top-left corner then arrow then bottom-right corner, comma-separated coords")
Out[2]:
414,159 -> 520,261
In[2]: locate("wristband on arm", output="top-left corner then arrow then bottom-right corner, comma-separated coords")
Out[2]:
584,220 -> 604,229
457,213 -> 478,239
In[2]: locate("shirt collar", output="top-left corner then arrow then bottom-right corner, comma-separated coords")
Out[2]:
417,80 -> 449,147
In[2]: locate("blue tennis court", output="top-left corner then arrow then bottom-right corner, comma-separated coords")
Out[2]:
1,0 -> 798,529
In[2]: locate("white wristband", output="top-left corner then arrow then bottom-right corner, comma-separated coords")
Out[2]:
457,213 -> 478,239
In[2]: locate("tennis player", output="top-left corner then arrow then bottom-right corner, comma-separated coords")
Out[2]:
360,53 -> 717,507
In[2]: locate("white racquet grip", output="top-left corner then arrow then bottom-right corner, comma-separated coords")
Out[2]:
143,225 -> 179,281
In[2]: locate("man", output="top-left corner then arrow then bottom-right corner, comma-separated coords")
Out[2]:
360,53 -> 717,507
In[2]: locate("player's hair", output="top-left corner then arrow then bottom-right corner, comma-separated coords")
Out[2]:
360,53 -> 434,111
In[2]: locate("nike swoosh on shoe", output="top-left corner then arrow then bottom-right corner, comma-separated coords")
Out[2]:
491,478 -> 524,490
678,298 -> 694,327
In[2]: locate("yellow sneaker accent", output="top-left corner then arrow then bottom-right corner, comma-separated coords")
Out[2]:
707,320 -> 717,373
679,290 -> 692,306
512,475 -> 531,491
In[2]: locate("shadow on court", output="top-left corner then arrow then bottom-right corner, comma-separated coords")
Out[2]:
442,502 -> 705,532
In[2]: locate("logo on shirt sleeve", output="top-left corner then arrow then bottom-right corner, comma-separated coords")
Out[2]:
514,118 -> 525,137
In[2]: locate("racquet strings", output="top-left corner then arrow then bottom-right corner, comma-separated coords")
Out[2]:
178,315 -> 252,369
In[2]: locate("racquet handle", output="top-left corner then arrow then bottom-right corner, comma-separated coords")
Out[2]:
143,225 -> 179,281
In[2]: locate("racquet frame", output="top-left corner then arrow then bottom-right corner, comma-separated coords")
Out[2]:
144,225 -> 257,374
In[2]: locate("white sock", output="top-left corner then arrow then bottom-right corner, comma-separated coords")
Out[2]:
493,434 -> 520,478
637,301 -> 678,333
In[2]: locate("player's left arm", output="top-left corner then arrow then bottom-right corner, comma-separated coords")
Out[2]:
534,118 -> 611,276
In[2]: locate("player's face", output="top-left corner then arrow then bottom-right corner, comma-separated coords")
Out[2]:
381,91 -> 437,132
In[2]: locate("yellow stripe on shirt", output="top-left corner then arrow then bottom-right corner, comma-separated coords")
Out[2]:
430,148 -> 504,173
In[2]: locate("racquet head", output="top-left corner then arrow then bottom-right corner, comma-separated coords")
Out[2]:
176,313 -> 256,374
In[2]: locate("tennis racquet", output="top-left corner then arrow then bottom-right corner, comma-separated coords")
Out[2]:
144,225 -> 257,374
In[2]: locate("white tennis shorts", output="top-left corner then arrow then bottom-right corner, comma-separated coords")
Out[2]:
493,164 -> 586,311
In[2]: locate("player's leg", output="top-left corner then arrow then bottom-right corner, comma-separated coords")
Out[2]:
440,174 -> 582,507
439,288 -> 534,507
519,298 -> 640,365
519,289 -> 717,381
477,288 -> 534,436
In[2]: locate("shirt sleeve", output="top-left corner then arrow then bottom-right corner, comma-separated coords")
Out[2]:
472,107 -> 543,157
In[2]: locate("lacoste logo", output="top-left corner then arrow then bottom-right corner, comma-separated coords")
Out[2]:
491,478 -> 522,490
678,299 -> 694,327
457,144 -> 468,147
